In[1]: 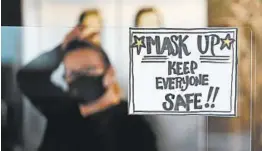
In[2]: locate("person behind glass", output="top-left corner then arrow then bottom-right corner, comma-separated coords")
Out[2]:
135,7 -> 162,27
16,18 -> 157,151
78,9 -> 102,46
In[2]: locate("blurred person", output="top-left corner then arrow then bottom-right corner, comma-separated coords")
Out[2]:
78,9 -> 102,46
135,7 -> 162,27
16,26 -> 158,151
208,0 -> 262,150
1,99 -> 20,151
2,99 -> 8,128
2,99 -> 10,151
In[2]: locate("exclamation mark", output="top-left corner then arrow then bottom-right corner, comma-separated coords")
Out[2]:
205,87 -> 214,108
210,87 -> 220,108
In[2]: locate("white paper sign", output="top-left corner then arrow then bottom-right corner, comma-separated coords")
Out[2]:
128,28 -> 238,116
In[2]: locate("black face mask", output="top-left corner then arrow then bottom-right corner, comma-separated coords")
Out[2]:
68,75 -> 106,104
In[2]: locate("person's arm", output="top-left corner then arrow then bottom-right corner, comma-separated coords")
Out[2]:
116,102 -> 158,151
127,116 -> 158,151
17,45 -> 81,119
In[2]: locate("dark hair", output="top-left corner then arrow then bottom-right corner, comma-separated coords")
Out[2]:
64,39 -> 111,67
135,7 -> 159,26
78,9 -> 100,25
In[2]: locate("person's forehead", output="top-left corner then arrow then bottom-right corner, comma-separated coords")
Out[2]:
140,11 -> 157,18
86,14 -> 100,19
139,11 -> 157,21
64,48 -> 103,63
138,12 -> 159,27
83,14 -> 101,24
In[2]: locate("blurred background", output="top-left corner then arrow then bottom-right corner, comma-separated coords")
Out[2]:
1,0 -> 262,151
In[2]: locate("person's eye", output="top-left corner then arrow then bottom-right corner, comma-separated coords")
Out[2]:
71,72 -> 81,78
85,67 -> 96,73
88,66 -> 96,70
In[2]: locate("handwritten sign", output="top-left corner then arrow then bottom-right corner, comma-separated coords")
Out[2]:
128,28 -> 238,116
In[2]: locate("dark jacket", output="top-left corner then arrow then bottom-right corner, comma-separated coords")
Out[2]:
17,46 -> 158,151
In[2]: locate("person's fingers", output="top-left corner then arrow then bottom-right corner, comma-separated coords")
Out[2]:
62,27 -> 83,49
79,91 -> 120,117
79,82 -> 121,117
78,25 -> 86,31
79,28 -> 100,40
103,75 -> 116,88
104,86 -> 120,105
65,25 -> 100,45
110,91 -> 120,105
103,66 -> 116,87
68,27 -> 81,39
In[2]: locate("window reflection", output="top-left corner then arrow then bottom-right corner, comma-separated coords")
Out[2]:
135,7 -> 162,28
78,9 -> 102,46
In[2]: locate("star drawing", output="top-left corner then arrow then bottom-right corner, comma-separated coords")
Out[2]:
220,33 -> 235,50
131,36 -> 146,54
